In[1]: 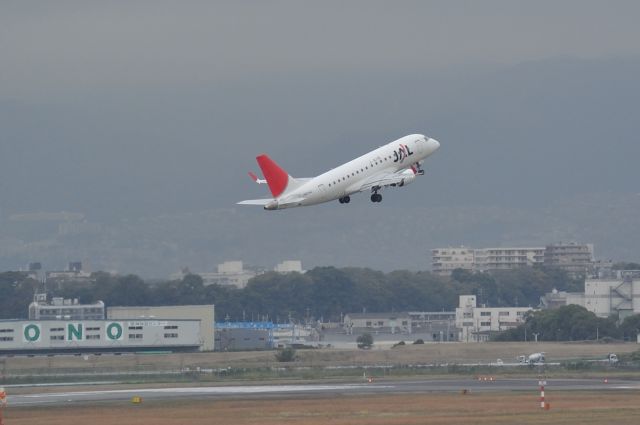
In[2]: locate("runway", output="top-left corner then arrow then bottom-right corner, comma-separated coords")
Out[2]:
7,377 -> 640,406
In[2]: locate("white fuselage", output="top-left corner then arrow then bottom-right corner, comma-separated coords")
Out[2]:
267,134 -> 439,209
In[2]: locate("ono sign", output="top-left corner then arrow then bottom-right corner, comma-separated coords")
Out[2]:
22,322 -> 124,342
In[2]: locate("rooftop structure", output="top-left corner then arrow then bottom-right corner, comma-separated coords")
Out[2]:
28,293 -> 105,321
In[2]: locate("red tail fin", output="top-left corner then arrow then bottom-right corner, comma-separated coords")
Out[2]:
256,154 -> 289,198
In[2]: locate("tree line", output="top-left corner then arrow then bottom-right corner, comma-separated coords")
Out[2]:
493,304 -> 640,342
1,265 -> 584,322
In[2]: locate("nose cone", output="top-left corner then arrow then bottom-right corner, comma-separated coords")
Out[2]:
429,138 -> 440,152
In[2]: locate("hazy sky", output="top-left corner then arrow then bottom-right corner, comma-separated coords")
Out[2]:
1,1 -> 640,274
1,2 -> 639,97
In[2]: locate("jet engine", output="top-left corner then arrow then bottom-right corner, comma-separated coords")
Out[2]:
398,169 -> 417,187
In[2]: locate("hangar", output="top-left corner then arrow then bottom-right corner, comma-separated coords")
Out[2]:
0,296 -> 216,355
0,319 -> 202,355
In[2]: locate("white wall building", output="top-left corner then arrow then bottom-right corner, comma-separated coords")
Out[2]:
455,295 -> 533,342
172,261 -> 257,288
108,305 -> 215,351
542,272 -> 640,320
274,260 -> 304,273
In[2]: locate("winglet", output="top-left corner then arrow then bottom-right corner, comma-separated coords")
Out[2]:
256,154 -> 289,198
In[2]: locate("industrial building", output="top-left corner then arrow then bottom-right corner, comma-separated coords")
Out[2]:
214,321 -> 318,350
0,319 -> 202,355
215,322 -> 273,351
108,305 -> 215,351
455,295 -> 532,342
1,301 -> 215,355
341,311 -> 458,343
541,270 -> 640,320
344,312 -> 412,333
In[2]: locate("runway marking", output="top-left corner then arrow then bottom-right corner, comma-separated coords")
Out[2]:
11,384 -> 393,405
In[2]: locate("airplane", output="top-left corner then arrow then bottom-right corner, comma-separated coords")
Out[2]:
238,134 -> 440,210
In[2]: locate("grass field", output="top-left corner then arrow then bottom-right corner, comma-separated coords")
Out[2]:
4,391 -> 639,425
2,342 -> 638,386
3,342 -> 637,373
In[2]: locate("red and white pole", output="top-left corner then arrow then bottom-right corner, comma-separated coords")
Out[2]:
538,380 -> 546,409
0,386 -> 6,425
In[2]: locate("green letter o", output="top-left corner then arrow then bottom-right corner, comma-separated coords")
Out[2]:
24,324 -> 40,342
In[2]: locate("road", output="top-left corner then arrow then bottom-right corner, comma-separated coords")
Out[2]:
7,377 -> 640,406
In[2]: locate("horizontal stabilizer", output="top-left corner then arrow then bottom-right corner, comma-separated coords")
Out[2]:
237,199 -> 274,206
248,172 -> 267,184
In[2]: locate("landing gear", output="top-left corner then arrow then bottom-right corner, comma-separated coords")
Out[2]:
370,193 -> 382,203
338,196 -> 350,204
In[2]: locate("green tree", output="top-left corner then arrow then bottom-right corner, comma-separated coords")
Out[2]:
0,272 -> 40,319
274,347 -> 297,362
612,262 -> 640,270
493,305 -> 620,341
620,314 -> 640,341
357,332 -> 374,349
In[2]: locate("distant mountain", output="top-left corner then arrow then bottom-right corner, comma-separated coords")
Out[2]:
1,192 -> 638,277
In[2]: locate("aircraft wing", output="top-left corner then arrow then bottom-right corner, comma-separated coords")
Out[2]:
349,169 -> 416,193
